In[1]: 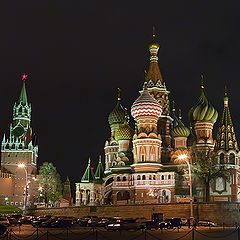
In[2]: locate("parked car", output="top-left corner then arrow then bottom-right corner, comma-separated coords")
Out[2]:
7,217 -> 19,226
51,219 -> 74,228
198,220 -> 217,227
32,216 -> 51,227
77,217 -> 91,227
96,218 -> 110,227
145,220 -> 160,230
181,218 -> 187,226
159,220 -> 171,229
19,216 -> 35,224
0,224 -> 7,236
105,218 -> 144,231
87,216 -> 99,227
41,217 -> 58,228
0,217 -> 9,227
105,219 -> 122,231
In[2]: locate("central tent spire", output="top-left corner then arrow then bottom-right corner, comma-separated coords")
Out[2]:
145,28 -> 164,87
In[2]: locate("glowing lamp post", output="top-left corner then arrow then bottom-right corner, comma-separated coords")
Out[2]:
175,153 -> 193,220
18,163 -> 28,214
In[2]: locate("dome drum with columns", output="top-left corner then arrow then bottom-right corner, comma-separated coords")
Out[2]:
75,31 -> 240,206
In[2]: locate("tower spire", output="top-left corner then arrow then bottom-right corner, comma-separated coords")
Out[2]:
18,74 -> 28,106
145,28 -> 163,87
216,90 -> 238,151
95,155 -> 104,182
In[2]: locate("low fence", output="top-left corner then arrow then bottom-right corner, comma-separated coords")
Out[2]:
0,226 -> 240,240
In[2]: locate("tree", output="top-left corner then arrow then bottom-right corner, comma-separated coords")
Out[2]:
192,150 -> 230,202
38,162 -> 62,207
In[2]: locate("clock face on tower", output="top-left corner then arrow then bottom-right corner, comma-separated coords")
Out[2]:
12,125 -> 25,138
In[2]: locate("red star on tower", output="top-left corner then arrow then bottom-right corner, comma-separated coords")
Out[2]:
22,74 -> 28,81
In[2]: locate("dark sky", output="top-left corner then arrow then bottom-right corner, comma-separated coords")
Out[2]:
1,1 -> 240,189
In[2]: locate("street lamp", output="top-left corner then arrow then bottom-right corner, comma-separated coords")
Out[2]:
175,153 -> 193,220
18,163 -> 28,214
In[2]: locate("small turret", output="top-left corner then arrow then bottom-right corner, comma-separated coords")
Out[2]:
171,109 -> 190,149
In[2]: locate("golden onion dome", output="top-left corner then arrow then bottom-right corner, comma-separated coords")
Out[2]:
115,122 -> 134,141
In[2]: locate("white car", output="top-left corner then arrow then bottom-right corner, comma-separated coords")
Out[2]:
198,220 -> 217,227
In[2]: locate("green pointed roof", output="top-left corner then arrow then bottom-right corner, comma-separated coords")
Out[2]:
18,77 -> 28,106
81,158 -> 95,183
95,156 -> 104,181
215,91 -> 238,152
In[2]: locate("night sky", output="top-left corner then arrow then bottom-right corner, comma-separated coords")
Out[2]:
1,1 -> 240,190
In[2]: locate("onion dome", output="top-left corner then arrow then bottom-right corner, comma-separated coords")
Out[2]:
108,88 -> 127,125
189,83 -> 218,124
131,85 -> 162,119
171,110 -> 190,138
115,122 -> 134,141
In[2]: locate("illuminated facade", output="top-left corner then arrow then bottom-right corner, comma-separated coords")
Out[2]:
75,32 -> 240,205
0,76 -> 38,207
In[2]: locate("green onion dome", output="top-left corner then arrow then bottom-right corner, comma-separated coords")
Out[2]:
115,122 -> 134,141
189,85 -> 218,124
171,117 -> 190,138
108,89 -> 127,125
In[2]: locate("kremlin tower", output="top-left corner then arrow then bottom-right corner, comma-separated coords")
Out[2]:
1,75 -> 38,207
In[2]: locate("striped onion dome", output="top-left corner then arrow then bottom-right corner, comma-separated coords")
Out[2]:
189,85 -> 218,123
131,85 -> 162,119
115,122 -> 134,141
171,117 -> 190,138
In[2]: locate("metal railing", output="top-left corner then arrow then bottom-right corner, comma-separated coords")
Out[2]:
1,225 -> 240,240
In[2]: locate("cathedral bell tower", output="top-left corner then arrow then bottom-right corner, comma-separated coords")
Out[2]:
144,30 -> 173,162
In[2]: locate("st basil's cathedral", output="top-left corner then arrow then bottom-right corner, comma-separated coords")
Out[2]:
75,32 -> 240,205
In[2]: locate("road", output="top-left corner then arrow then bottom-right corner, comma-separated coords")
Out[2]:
3,224 -> 239,240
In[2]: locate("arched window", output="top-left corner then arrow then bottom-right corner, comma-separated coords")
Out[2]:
153,175 -> 156,180
149,175 -> 152,180
220,153 -> 225,164
229,153 -> 235,165
168,174 -> 171,179
142,175 -> 146,180
150,146 -> 155,161
137,175 -> 141,180
140,147 -> 145,162
161,175 -> 164,180
117,176 -> 121,181
123,176 -> 127,181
